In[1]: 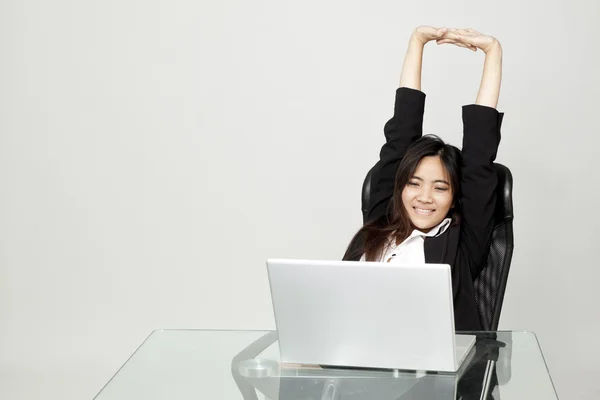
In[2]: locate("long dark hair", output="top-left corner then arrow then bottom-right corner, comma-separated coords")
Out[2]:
345,135 -> 463,261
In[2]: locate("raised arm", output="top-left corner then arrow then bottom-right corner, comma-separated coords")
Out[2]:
438,29 -> 504,278
437,29 -> 503,107
366,27 -> 447,223
475,44 -> 502,108
399,27 -> 448,90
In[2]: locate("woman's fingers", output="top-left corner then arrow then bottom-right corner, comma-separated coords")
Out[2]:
443,29 -> 476,40
456,34 -> 470,42
445,31 -> 464,41
437,38 -> 477,51
455,34 -> 479,47
456,42 -> 477,51
438,28 -> 497,53
413,25 -> 450,44
435,27 -> 487,52
436,27 -> 448,37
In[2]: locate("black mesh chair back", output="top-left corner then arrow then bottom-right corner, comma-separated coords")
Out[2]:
360,163 -> 514,331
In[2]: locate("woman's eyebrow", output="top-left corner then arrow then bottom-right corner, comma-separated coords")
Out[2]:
412,175 -> 450,185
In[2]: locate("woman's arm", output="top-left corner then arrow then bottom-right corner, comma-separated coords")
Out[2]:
365,27 -> 446,222
439,29 -> 504,278
400,26 -> 448,90
475,42 -> 502,108
438,29 -> 503,108
398,36 -> 425,90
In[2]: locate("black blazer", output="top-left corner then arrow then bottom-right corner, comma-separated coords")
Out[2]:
344,87 -> 504,331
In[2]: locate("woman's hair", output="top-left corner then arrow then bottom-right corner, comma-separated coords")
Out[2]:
344,135 -> 463,261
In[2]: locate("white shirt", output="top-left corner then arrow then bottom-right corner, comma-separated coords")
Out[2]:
361,218 -> 452,264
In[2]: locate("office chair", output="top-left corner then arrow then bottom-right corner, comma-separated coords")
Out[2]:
361,163 -> 514,331
361,162 -> 514,399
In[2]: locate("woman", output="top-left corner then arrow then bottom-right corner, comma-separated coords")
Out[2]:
344,26 -> 504,331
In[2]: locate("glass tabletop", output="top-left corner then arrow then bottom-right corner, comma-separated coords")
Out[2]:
94,330 -> 558,400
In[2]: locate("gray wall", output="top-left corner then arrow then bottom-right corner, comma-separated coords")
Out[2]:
1,0 -> 598,399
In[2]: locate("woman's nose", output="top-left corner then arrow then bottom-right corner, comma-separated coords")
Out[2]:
417,188 -> 433,203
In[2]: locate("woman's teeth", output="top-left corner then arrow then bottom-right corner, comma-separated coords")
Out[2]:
415,207 -> 434,214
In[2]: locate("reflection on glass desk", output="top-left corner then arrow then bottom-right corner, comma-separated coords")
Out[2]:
94,330 -> 558,400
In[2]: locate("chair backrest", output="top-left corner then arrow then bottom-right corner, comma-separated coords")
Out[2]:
360,163 -> 514,331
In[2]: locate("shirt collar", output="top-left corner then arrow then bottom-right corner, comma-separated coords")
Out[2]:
411,218 -> 452,238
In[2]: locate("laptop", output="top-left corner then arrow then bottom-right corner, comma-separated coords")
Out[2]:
266,258 -> 476,373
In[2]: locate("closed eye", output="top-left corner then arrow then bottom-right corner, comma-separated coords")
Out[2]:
407,182 -> 419,187
435,187 -> 449,192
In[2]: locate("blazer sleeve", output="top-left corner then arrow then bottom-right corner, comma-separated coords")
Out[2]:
365,87 -> 426,223
459,104 -> 504,280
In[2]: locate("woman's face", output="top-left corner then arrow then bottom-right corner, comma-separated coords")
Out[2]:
401,156 -> 454,232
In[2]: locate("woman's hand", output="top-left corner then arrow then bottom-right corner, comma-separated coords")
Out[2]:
436,28 -> 501,54
412,26 -> 448,46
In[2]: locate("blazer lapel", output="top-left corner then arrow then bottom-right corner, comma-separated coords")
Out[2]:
424,234 -> 446,264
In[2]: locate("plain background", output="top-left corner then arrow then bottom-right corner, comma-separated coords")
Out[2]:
1,0 -> 598,399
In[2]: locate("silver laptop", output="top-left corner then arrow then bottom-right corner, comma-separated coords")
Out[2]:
266,258 -> 476,372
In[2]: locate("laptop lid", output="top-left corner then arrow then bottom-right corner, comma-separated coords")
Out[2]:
266,258 -> 471,372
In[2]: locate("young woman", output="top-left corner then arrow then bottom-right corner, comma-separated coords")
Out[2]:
344,26 -> 504,331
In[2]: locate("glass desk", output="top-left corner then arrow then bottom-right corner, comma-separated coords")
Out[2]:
94,330 -> 558,399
